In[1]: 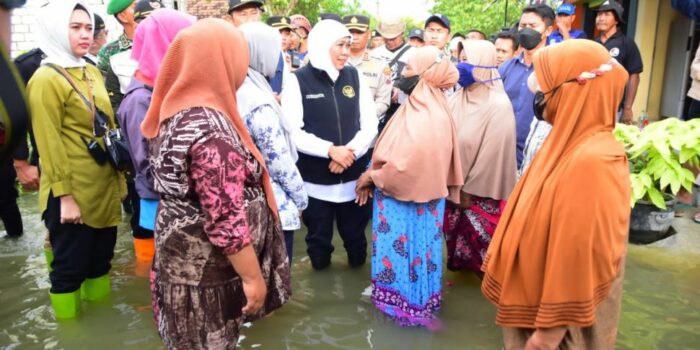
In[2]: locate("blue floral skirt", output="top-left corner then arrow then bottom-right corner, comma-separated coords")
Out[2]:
371,189 -> 445,327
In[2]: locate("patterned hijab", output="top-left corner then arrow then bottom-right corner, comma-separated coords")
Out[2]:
141,18 -> 278,219
482,39 -> 630,328
370,46 -> 463,203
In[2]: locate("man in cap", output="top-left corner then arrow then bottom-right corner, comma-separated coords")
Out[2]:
268,15 -> 293,51
548,3 -> 586,45
99,0 -> 164,112
594,0 -> 642,124
343,14 -> 392,119
266,16 -> 293,93
370,18 -> 413,128
85,14 -> 107,66
424,14 -> 451,52
408,28 -> 424,47
370,30 -> 384,50
225,0 -> 263,27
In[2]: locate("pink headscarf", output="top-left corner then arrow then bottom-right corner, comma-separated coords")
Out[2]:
131,9 -> 196,86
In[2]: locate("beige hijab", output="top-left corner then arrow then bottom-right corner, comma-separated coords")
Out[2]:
449,40 -> 517,200
370,46 -> 463,203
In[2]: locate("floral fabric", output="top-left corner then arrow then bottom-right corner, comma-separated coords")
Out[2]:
371,189 -> 445,327
241,104 -> 308,231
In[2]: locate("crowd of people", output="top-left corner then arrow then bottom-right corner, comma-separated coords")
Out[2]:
0,0 -> 666,348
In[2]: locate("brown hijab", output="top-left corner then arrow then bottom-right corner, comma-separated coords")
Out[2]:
141,18 -> 278,219
481,39 -> 631,328
449,40 -> 517,200
371,46 -> 463,203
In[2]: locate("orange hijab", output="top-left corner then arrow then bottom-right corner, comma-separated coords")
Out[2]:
481,40 -> 631,328
141,18 -> 278,219
370,46 -> 463,203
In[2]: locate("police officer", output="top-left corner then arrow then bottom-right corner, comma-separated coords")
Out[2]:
266,16 -> 293,94
370,18 -> 413,129
594,0 -> 643,124
99,0 -> 163,112
343,15 -> 392,119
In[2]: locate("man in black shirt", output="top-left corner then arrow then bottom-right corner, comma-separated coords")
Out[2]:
594,0 -> 643,124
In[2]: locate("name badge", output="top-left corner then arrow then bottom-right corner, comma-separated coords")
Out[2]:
305,93 -> 325,99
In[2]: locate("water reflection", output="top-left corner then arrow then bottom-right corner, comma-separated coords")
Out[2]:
0,192 -> 699,349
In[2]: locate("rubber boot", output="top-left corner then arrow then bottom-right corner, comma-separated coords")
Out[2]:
49,290 -> 81,319
80,274 -> 111,301
133,238 -> 155,261
44,248 -> 54,272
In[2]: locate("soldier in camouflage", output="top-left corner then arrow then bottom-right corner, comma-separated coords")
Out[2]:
98,0 -> 162,112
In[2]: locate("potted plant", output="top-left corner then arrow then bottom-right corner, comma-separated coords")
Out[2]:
613,118 -> 700,244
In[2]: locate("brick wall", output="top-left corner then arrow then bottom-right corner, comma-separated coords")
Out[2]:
186,0 -> 228,20
10,0 -> 179,58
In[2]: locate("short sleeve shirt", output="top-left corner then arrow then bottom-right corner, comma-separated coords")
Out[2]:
595,31 -> 643,75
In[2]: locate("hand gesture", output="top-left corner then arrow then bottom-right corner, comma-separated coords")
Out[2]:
328,146 -> 355,169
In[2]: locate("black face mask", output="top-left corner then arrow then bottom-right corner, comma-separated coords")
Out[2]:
396,75 -> 420,95
518,28 -> 543,51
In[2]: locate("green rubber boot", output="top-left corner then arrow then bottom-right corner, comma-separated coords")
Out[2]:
80,274 -> 111,301
44,248 -> 54,272
49,290 -> 81,319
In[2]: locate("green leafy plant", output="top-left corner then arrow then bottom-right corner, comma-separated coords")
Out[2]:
613,118 -> 700,209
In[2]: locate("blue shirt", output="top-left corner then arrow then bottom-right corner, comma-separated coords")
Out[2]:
269,54 -> 285,94
548,29 -> 587,45
499,53 -> 535,168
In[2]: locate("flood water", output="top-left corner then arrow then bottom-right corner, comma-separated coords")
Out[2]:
1,192 -> 699,349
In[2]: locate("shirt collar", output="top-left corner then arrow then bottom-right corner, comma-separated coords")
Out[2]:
118,33 -> 133,50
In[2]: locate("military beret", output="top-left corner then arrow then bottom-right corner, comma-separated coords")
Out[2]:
107,0 -> 134,15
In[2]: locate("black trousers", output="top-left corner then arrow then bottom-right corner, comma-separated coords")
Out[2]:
283,230 -> 294,262
0,161 -> 22,237
44,192 -> 117,293
126,181 -> 153,239
302,197 -> 371,265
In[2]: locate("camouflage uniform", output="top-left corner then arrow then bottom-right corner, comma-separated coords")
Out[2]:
97,33 -> 136,112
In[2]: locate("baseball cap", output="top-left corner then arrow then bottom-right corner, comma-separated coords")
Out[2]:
425,14 -> 450,31
409,29 -> 424,40
556,3 -> 576,16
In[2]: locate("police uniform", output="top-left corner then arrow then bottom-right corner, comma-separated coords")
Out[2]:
343,15 -> 392,118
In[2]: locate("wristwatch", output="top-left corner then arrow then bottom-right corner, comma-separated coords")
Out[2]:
0,0 -> 26,10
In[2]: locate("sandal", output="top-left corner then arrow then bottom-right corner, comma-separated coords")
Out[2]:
694,213 -> 700,224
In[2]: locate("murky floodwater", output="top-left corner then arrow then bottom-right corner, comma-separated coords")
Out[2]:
1,192 -> 699,349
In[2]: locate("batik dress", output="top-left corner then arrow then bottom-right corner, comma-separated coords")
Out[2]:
443,197 -> 505,272
149,107 -> 291,349
371,189 -> 445,327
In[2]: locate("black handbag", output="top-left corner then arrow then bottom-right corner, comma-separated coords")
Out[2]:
47,64 -> 132,171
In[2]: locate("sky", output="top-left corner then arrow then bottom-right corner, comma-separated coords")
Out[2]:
360,0 -> 434,21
